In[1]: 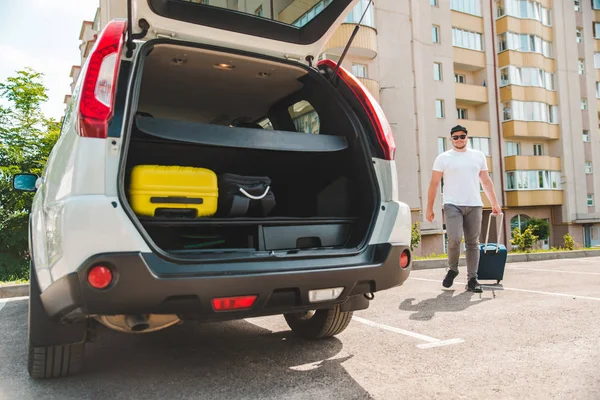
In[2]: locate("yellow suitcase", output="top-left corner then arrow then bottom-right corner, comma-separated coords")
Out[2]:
128,165 -> 218,218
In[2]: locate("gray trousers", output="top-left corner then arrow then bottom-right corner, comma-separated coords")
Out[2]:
444,204 -> 483,279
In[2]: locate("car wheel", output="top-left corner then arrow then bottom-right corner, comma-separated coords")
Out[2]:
283,304 -> 352,339
27,263 -> 87,379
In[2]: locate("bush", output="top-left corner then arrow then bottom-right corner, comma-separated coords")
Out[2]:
510,226 -> 538,252
521,218 -> 550,241
411,222 -> 421,251
563,233 -> 575,250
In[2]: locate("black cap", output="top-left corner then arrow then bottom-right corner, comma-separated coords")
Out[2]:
450,125 -> 467,135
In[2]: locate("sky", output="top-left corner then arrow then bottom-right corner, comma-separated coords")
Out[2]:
0,0 -> 99,120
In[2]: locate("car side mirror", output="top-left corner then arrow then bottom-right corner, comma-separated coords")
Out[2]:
13,173 -> 39,192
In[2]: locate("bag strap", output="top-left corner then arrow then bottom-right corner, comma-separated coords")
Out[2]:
239,186 -> 270,200
228,195 -> 250,217
484,212 -> 504,253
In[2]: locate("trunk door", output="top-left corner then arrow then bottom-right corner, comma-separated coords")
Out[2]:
129,0 -> 358,63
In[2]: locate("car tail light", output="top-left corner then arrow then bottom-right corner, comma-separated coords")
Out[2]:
318,59 -> 396,160
400,250 -> 410,269
78,19 -> 127,139
212,295 -> 258,311
88,265 -> 113,289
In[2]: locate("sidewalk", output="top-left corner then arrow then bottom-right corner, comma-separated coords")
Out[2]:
413,249 -> 600,270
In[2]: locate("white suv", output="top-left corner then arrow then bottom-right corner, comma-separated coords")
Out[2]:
13,0 -> 412,379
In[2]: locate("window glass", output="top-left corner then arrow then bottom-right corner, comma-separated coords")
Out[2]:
288,101 -> 320,134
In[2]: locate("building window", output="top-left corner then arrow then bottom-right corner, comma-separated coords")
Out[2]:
450,0 -> 481,16
595,53 -> 600,68
597,83 -> 600,99
502,101 -> 559,124
505,171 -> 561,190
436,99 -> 445,118
533,144 -> 543,156
581,98 -> 588,110
288,100 -> 320,134
352,63 -> 368,78
588,194 -> 595,206
457,108 -> 468,119
585,162 -> 593,174
576,28 -> 583,43
497,0 -> 552,26
500,66 -> 554,90
432,25 -> 440,43
454,73 -> 466,83
431,0 -> 438,6
578,59 -> 585,75
452,28 -> 484,51
595,0 -> 600,10
507,141 -> 521,156
468,137 -> 490,155
438,137 -> 446,154
574,0 -> 581,12
434,62 -> 442,81
510,214 -> 530,232
344,0 -> 375,28
595,23 -> 600,39
583,130 -> 591,142
498,32 -> 552,58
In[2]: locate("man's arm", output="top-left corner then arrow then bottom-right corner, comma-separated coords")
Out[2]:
426,171 -> 443,222
479,170 -> 502,215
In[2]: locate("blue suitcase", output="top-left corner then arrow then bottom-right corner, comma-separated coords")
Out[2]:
477,213 -> 507,284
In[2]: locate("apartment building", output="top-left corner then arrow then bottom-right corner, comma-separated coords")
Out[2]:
66,0 -> 600,253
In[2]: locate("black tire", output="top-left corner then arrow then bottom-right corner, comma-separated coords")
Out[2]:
27,263 -> 87,379
284,305 -> 353,339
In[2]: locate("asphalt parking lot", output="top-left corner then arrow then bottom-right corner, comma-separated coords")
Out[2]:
1,257 -> 599,400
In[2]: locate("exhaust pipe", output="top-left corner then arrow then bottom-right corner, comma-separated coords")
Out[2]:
124,314 -> 150,332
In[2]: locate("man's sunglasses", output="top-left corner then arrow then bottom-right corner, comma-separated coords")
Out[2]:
452,134 -> 467,140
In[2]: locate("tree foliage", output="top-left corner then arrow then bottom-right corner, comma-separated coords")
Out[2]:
0,68 -> 59,281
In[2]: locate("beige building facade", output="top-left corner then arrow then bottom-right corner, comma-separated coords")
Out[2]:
67,0 -> 600,253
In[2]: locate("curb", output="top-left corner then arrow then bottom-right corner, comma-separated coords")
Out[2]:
0,283 -> 29,299
413,250 -> 600,270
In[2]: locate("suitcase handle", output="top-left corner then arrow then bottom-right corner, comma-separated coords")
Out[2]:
484,212 -> 504,253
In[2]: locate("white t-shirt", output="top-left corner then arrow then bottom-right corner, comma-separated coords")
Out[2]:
432,148 -> 488,207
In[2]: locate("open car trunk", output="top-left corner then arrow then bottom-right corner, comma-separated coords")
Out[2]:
119,42 -> 379,257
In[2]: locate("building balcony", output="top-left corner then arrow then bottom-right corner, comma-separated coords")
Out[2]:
595,40 -> 600,52
496,16 -> 552,41
322,24 -> 377,60
506,190 -> 563,207
504,155 -> 561,171
358,77 -> 380,102
453,48 -> 485,71
500,86 -> 558,105
502,121 -> 559,140
455,83 -> 488,105
457,119 -> 490,137
497,50 -> 555,72
451,11 -> 484,34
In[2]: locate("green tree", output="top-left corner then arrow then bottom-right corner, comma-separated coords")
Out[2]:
0,68 -> 59,282
521,217 -> 550,242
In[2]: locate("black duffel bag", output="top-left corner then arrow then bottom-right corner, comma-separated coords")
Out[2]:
217,173 -> 276,217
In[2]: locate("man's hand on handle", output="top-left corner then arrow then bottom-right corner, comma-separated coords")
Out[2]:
491,204 -> 502,216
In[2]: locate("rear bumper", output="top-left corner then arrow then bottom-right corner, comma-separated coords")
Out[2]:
40,244 -> 411,321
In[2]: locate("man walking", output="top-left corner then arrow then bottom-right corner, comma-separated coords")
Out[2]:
425,125 -> 502,292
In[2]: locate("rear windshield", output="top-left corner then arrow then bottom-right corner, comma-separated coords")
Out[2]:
176,0 -> 334,27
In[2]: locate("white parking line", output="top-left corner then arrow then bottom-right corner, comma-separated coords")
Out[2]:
352,316 -> 464,349
410,277 -> 600,302
507,267 -> 600,276
0,303 -> 4,313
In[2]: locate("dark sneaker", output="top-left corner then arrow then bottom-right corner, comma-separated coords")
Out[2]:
467,278 -> 483,293
442,270 -> 459,288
